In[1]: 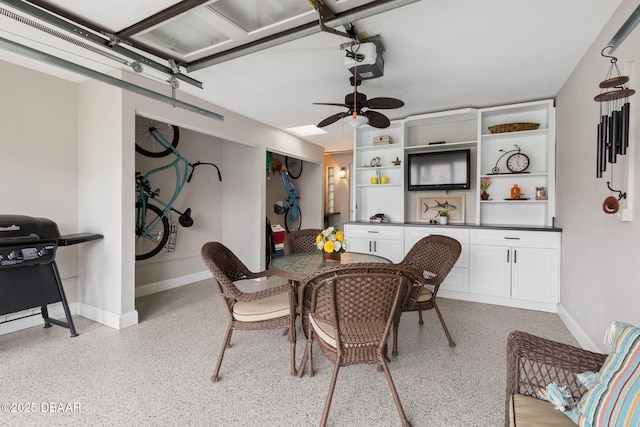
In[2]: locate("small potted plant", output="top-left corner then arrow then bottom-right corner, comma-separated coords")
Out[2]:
480,177 -> 492,200
438,211 -> 449,225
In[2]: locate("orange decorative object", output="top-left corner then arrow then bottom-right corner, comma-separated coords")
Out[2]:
510,184 -> 521,199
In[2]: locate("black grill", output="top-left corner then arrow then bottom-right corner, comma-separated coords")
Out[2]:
0,215 -> 103,337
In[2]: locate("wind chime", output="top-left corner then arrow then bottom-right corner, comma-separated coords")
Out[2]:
595,48 -> 635,214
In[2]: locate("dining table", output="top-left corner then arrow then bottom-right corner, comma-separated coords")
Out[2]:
269,251 -> 391,283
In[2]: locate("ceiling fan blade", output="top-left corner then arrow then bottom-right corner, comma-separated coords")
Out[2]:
313,102 -> 351,108
317,112 -> 348,128
364,110 -> 391,128
364,97 -> 405,109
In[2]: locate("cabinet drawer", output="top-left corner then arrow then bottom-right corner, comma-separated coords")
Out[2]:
404,225 -> 470,245
345,224 -> 404,240
470,229 -> 559,249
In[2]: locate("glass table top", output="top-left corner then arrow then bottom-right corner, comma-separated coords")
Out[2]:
269,252 -> 391,282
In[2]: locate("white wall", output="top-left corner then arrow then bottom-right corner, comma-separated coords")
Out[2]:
556,0 -> 640,351
0,61 -> 80,331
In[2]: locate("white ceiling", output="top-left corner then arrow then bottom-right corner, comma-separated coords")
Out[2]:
0,0 -> 626,152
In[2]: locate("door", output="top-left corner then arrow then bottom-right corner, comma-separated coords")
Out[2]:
511,247 -> 559,303
470,245 -> 511,297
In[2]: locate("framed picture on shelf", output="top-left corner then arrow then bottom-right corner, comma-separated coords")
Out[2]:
417,195 -> 465,223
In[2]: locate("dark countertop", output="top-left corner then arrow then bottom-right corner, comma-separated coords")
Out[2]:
344,221 -> 562,232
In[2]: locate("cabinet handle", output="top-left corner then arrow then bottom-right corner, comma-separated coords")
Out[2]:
514,250 -> 517,264
504,237 -> 520,240
368,231 -> 380,234
369,241 -> 372,252
374,241 -> 377,252
506,250 -> 510,263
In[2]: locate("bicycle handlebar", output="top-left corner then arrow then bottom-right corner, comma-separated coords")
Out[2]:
187,161 -> 222,183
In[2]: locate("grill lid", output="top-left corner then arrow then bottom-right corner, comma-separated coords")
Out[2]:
0,215 -> 61,241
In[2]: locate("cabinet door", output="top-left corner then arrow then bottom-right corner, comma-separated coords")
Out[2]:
346,237 -> 373,255
511,247 -> 559,303
374,239 -> 405,263
470,245 -> 511,297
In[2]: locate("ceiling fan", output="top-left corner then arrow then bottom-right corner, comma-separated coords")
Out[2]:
314,78 -> 404,129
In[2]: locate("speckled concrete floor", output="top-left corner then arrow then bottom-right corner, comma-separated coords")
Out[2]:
0,279 -> 578,426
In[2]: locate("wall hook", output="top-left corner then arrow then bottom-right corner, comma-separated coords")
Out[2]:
606,181 -> 627,200
601,46 -> 618,63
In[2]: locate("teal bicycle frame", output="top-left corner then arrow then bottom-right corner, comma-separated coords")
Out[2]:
136,129 -> 190,237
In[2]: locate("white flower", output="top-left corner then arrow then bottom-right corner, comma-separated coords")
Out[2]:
329,234 -> 336,241
334,241 -> 342,251
317,241 -> 324,250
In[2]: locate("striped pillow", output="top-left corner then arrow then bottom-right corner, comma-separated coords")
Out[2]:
565,321 -> 640,426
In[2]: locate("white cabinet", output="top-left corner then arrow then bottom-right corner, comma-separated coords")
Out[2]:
352,122 -> 405,222
404,225 -> 470,293
477,100 -> 556,226
469,229 -> 560,311
344,224 -> 405,263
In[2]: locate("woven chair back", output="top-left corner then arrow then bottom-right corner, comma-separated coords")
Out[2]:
305,263 -> 417,359
284,228 -> 322,255
401,235 -> 461,286
201,242 -> 255,300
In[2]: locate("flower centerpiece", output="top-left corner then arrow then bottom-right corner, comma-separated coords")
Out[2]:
480,177 -> 492,200
316,225 -> 346,262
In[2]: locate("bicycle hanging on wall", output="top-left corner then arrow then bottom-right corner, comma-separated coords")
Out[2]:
134,117 -> 222,261
271,157 -> 303,232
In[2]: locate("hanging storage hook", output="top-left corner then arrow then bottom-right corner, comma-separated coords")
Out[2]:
606,181 -> 627,200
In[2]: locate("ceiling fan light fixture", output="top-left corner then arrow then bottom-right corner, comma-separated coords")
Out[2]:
343,114 -> 369,128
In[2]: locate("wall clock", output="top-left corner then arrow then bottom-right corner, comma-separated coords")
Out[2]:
491,144 -> 530,174
506,152 -> 530,173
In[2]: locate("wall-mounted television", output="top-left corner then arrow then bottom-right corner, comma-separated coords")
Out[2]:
408,149 -> 471,191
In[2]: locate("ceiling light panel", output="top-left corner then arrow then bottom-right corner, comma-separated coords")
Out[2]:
138,13 -> 230,57
206,0 -> 313,33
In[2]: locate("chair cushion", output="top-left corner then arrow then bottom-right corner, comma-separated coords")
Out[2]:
309,314 -> 386,348
309,314 -> 336,347
565,321 -> 640,426
233,292 -> 290,322
509,394 -> 576,427
416,288 -> 433,303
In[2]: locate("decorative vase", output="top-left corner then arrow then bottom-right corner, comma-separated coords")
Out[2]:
323,251 -> 341,262
439,216 -> 448,225
481,191 -> 490,200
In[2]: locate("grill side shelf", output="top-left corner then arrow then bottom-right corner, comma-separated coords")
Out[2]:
57,233 -> 104,246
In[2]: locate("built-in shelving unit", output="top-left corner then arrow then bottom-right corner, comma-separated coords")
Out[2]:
351,100 -> 556,227
353,121 -> 404,222
477,100 -> 555,226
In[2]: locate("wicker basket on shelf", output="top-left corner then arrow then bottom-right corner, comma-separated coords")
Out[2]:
488,122 -> 539,134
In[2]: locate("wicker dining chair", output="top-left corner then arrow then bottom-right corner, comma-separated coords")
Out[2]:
395,235 -> 461,353
283,228 -> 322,255
301,263 -> 419,427
201,242 -> 297,383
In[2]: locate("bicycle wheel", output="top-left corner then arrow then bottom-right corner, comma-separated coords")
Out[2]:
284,205 -> 302,232
285,156 -> 303,179
135,202 -> 170,260
135,117 -> 180,158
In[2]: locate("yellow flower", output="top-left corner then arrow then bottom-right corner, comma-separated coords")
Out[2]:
323,241 -> 335,253
335,231 -> 344,242
316,234 -> 323,243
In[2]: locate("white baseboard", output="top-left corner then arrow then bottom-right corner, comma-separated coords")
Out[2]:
76,302 -> 138,330
556,304 -> 601,352
135,270 -> 211,298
